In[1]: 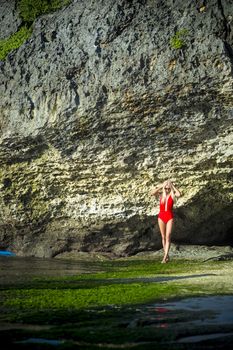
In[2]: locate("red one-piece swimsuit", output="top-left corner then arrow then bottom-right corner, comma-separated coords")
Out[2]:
158,195 -> 174,224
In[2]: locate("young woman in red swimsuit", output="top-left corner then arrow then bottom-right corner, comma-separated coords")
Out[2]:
151,180 -> 181,263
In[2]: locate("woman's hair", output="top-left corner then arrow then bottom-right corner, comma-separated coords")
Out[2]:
161,180 -> 175,203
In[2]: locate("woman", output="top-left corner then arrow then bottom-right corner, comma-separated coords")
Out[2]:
151,180 -> 181,263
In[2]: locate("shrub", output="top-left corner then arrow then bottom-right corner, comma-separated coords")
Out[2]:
170,29 -> 189,50
19,0 -> 71,22
0,0 -> 71,60
0,26 -> 32,61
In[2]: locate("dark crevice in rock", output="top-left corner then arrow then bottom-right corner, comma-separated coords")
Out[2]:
224,41 -> 233,68
40,32 -> 49,50
103,4 -> 138,44
217,0 -> 233,67
25,92 -> 35,119
51,240 -> 73,258
204,253 -> 233,261
78,215 -> 158,257
223,226 -> 233,246
174,200 -> 233,247
0,135 -> 48,164
2,177 -> 12,189
217,0 -> 231,41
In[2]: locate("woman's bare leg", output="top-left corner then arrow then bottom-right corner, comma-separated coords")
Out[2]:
163,219 -> 173,262
158,218 -> 166,260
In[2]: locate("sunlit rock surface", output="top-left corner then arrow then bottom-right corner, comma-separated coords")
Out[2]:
0,0 -> 232,257
0,0 -> 22,40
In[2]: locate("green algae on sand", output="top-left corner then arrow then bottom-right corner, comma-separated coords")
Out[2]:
0,259 -> 233,349
1,259 -> 232,316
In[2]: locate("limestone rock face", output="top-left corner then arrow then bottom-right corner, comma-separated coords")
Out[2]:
0,0 -> 22,40
0,0 -> 232,258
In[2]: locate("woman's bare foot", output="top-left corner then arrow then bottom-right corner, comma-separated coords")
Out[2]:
161,256 -> 169,263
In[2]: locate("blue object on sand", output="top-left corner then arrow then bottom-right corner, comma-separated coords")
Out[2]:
0,250 -> 16,256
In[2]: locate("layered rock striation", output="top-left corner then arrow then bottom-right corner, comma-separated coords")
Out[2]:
0,0 -> 232,258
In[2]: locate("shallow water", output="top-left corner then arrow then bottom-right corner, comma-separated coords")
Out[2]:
16,337 -> 64,345
177,332 -> 233,343
0,256 -> 104,284
158,295 -> 233,325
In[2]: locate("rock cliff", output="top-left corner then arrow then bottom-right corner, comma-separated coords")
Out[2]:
0,0 -> 232,258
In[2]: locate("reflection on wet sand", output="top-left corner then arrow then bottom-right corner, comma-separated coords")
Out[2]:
0,256 -> 104,284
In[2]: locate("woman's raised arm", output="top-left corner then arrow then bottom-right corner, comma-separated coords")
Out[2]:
150,183 -> 164,196
171,183 -> 181,197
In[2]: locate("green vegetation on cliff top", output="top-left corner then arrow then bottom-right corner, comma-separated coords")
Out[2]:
170,28 -> 189,50
0,0 -> 71,60
0,26 -> 32,61
19,0 -> 71,22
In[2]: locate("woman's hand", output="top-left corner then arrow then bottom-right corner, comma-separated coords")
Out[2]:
150,183 -> 163,196
171,182 -> 181,197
